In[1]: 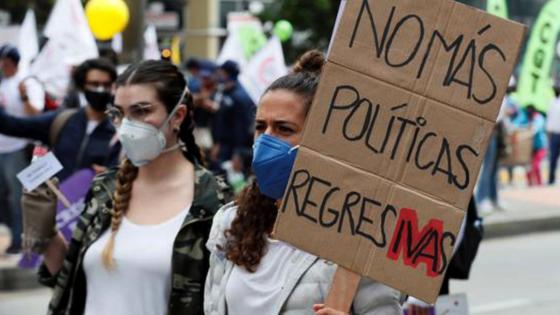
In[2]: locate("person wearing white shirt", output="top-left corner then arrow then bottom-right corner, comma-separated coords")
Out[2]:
546,87 -> 560,184
0,44 -> 45,253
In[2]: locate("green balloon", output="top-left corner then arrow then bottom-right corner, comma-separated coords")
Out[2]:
274,20 -> 293,42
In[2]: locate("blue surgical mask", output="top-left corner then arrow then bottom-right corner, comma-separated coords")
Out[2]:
252,134 -> 299,200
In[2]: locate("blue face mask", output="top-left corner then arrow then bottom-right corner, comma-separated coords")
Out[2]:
252,134 -> 299,200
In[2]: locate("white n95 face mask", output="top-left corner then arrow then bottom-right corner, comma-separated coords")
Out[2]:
118,89 -> 188,167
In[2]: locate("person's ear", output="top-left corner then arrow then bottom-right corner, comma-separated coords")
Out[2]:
171,104 -> 187,131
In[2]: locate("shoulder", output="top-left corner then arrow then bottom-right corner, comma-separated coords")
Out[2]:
83,168 -> 118,212
194,166 -> 234,214
206,202 -> 238,254
70,169 -> 117,240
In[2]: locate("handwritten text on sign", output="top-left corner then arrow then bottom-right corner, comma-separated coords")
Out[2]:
329,0 -> 525,120
17,152 -> 63,191
275,0 -> 525,304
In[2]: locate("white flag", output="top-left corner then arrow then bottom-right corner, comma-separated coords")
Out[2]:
29,0 -> 98,98
43,0 -> 98,64
17,9 -> 39,76
143,25 -> 160,60
239,36 -> 287,104
217,32 -> 247,70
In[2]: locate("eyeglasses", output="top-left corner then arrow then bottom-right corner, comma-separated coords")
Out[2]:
85,80 -> 113,90
105,102 -> 155,127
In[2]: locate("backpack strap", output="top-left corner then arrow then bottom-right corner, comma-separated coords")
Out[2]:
49,109 -> 78,147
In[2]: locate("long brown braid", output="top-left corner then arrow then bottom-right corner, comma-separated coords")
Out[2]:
102,158 -> 138,269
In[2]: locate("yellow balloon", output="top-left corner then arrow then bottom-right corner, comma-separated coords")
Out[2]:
86,0 -> 130,40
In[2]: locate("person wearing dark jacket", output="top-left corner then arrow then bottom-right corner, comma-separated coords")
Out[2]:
211,60 -> 256,165
0,58 -> 119,181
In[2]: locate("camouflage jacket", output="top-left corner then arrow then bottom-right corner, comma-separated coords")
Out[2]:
38,164 -> 231,315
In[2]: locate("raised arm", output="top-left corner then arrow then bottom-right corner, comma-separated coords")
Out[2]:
0,107 -> 56,145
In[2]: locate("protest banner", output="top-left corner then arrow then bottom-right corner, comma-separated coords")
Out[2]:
144,24 -> 161,60
239,36 -> 288,103
30,0 -> 98,99
17,9 -> 39,76
17,152 -> 63,192
274,0 -> 525,304
514,0 -> 560,111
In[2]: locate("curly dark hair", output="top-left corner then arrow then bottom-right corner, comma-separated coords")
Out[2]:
72,58 -> 117,90
224,50 -> 325,272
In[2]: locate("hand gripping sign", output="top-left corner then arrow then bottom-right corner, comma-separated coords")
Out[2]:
273,0 -> 525,308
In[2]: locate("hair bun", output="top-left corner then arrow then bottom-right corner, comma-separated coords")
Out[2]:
293,50 -> 325,75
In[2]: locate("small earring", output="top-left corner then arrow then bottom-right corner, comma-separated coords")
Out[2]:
173,126 -> 180,133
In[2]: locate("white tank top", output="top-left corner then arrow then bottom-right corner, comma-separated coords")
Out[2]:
225,239 -> 299,315
82,206 -> 190,315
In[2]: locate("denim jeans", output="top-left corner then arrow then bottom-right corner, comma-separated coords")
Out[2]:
549,133 -> 560,184
0,148 -> 29,249
476,133 -> 498,204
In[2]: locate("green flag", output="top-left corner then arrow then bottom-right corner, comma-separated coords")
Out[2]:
514,0 -> 560,111
237,25 -> 267,60
487,0 -> 508,19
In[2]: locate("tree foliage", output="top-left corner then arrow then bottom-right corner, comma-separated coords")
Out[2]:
259,0 -> 340,63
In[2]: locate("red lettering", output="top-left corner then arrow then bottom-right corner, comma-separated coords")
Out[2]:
386,208 -> 444,277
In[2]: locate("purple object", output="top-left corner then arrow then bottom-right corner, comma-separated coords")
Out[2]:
19,169 -> 96,269
403,306 -> 436,315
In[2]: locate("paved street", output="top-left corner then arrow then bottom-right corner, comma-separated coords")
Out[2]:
0,287 -> 50,315
451,231 -> 560,315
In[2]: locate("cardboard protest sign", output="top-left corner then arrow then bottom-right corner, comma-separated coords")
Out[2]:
274,0 -> 525,303
17,152 -> 63,191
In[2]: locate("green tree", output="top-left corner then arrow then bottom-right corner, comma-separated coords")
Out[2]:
259,0 -> 339,63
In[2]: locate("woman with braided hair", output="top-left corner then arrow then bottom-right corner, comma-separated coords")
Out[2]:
21,60 -> 230,315
204,51 -> 403,315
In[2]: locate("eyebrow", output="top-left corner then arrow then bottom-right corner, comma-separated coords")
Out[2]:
112,101 -> 152,109
256,119 -> 296,125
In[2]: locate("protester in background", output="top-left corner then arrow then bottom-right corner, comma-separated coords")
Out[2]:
476,89 -> 511,213
502,98 -> 527,185
185,58 -> 216,94
22,60 -> 230,314
0,44 -> 45,253
211,60 -> 256,167
525,105 -> 547,186
546,86 -> 560,185
0,58 -> 119,181
204,51 -> 402,315
193,69 -> 218,140
61,58 -> 117,110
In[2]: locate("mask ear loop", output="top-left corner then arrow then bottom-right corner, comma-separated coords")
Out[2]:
289,145 -> 300,153
160,87 -> 190,132
160,87 -> 190,153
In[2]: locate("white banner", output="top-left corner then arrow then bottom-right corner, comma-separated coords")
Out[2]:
239,36 -> 287,104
30,0 -> 98,98
217,32 -> 247,70
143,25 -> 160,60
17,10 -> 39,76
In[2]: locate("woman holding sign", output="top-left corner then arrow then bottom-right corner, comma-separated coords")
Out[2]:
21,60 -> 230,315
204,51 -> 402,315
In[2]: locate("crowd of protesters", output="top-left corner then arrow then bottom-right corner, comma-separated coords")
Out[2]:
0,44 -> 406,314
0,43 -> 257,253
